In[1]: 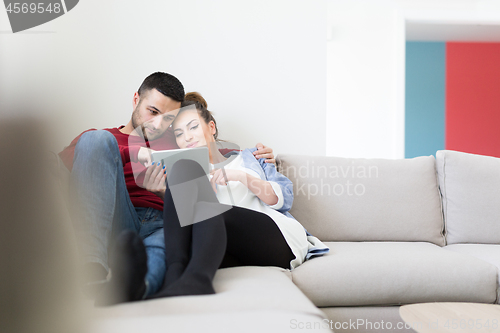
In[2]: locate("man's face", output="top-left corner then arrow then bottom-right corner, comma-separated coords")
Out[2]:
131,89 -> 181,140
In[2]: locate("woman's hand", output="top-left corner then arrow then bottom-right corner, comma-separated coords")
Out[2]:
144,162 -> 167,199
209,168 -> 278,206
210,168 -> 244,193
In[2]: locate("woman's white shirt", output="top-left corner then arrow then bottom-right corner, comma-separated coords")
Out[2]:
210,154 -> 309,269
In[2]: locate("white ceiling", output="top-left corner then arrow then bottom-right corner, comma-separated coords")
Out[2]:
406,21 -> 500,41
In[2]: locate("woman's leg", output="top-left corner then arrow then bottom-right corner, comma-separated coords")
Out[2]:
221,206 -> 295,269
160,178 -> 193,289
159,213 -> 226,297
149,159 -> 227,298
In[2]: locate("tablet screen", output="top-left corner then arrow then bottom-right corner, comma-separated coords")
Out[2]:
151,147 -> 210,175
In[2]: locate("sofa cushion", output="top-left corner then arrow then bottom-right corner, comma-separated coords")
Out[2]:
91,266 -> 324,319
291,242 -> 498,307
444,244 -> 500,304
436,150 -> 500,244
90,311 -> 333,333
322,306 -> 412,333
277,155 -> 445,245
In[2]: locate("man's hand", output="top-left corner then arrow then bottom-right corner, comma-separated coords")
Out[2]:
137,147 -> 153,167
210,168 -> 244,193
144,162 -> 166,199
253,143 -> 275,164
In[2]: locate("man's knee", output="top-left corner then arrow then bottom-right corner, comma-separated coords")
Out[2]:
75,130 -> 119,160
79,130 -> 116,147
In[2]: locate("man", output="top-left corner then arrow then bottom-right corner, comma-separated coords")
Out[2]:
60,72 -> 276,305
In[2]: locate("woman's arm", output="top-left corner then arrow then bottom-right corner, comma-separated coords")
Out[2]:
243,148 -> 293,212
257,155 -> 294,213
210,169 -> 279,206
240,172 -> 279,206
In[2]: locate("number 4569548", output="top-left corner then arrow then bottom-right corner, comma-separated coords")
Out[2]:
6,3 -> 62,14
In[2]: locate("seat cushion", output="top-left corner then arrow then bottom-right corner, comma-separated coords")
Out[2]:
445,244 -> 500,304
277,155 -> 445,245
91,266 -> 324,319
321,306 -> 414,333
90,311 -> 333,333
291,242 -> 498,307
436,150 -> 500,244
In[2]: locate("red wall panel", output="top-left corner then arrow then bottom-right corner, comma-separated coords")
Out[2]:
446,42 -> 500,158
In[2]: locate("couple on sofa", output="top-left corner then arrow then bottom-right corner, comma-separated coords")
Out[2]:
60,72 -> 328,306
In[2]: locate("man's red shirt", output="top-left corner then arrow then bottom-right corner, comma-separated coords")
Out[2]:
59,126 -> 178,212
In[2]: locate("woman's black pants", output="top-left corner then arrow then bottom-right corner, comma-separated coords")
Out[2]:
161,159 -> 295,291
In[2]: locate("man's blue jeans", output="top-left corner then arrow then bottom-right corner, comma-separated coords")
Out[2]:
69,130 -> 165,297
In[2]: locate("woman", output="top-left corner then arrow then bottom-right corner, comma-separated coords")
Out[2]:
148,98 -> 327,298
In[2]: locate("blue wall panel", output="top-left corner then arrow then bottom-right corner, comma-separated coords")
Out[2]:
405,42 -> 446,158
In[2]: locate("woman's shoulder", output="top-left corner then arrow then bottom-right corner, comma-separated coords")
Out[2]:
240,148 -> 261,165
241,147 -> 257,156
224,148 -> 271,174
238,148 -> 269,177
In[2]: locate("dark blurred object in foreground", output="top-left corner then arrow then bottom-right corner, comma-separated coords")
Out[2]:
0,117 -> 84,333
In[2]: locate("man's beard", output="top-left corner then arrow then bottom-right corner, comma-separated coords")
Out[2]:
131,107 -> 147,139
131,107 -> 163,140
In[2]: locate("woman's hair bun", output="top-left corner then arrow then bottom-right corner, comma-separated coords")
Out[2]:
184,92 -> 208,109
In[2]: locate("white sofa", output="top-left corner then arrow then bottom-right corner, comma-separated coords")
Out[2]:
277,150 -> 499,332
86,150 -> 500,332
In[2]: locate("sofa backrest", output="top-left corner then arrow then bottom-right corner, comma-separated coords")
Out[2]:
436,150 -> 500,245
277,154 -> 445,245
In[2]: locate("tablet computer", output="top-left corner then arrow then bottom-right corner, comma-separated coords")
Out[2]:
150,147 -> 210,175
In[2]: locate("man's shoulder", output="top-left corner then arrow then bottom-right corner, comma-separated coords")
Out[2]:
93,127 -> 128,138
103,126 -> 122,134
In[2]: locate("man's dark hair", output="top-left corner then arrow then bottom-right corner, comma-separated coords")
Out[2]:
137,72 -> 185,102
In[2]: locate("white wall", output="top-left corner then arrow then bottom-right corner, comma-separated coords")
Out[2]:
0,0 -> 326,156
327,0 -> 500,159
327,0 -> 405,158
4,0 -> 499,159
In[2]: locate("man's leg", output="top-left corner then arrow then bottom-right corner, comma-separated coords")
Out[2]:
95,207 -> 166,305
94,229 -> 148,306
69,130 -> 142,295
134,207 -> 167,298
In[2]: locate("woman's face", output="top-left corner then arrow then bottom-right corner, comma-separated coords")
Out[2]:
173,109 -> 215,149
